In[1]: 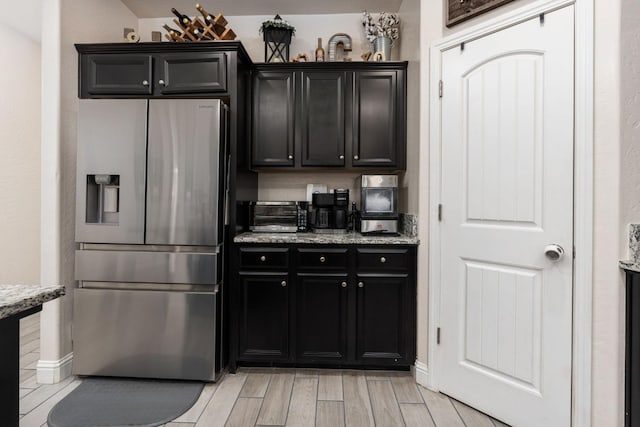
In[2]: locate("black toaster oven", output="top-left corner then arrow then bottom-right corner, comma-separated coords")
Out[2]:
249,201 -> 308,232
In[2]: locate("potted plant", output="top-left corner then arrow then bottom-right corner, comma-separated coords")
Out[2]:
260,14 -> 295,62
362,11 -> 400,61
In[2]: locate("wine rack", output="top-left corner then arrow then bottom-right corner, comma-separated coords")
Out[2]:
164,4 -> 236,42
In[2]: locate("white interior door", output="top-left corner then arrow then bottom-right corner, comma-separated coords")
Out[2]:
438,6 -> 574,427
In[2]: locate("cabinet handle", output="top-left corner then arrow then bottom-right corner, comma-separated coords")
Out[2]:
288,155 -> 293,160
260,256 -> 266,262
142,80 -> 149,86
358,281 -> 364,288
380,257 -> 386,263
158,79 -> 166,86
320,256 -> 326,263
341,281 -> 347,288
354,155 -> 359,160
339,155 -> 344,160
281,280 -> 287,287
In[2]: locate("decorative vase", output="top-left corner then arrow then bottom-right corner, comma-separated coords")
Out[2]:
372,35 -> 392,61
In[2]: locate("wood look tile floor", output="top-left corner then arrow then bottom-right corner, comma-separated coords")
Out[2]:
18,313 -> 509,427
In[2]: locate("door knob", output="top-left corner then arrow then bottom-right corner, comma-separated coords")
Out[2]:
320,256 -> 326,263
158,79 -> 166,86
544,244 -> 565,261
281,280 -> 287,287
341,281 -> 347,288
339,155 -> 344,160
260,256 -> 266,262
358,281 -> 364,288
142,80 -> 149,86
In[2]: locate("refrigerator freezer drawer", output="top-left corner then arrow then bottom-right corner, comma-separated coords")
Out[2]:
75,250 -> 220,285
73,288 -> 217,381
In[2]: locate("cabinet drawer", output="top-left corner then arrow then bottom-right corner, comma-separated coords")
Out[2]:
297,248 -> 348,270
239,247 -> 289,270
356,248 -> 409,272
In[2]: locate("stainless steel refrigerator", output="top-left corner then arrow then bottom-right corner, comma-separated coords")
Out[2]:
73,99 -> 228,381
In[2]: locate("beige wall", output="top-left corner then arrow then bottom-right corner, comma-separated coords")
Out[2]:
0,28 -> 41,284
139,14 -> 377,62
41,0 -> 138,362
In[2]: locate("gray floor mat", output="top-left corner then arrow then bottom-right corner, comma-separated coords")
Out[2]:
48,377 -> 204,427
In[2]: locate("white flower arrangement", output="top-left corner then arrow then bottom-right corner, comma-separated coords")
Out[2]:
362,11 -> 400,43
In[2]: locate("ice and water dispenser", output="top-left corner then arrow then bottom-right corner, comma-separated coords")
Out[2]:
85,174 -> 120,224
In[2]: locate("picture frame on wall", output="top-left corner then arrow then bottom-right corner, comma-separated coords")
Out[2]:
446,0 -> 516,27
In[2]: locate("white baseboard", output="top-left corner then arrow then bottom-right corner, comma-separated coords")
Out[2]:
36,352 -> 73,384
415,360 -> 430,388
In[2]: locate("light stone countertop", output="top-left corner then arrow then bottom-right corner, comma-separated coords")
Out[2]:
621,224 -> 640,273
234,231 -> 419,245
0,284 -> 65,320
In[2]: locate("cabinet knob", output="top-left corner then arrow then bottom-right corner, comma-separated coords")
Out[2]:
339,155 -> 344,160
260,255 -> 266,262
358,281 -> 364,288
158,79 -> 166,86
288,155 -> 293,160
320,256 -> 326,263
281,280 -> 287,287
142,80 -> 149,86
354,155 -> 359,160
380,257 -> 386,263
341,281 -> 347,288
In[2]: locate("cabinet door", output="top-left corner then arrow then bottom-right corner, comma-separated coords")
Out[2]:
252,71 -> 295,167
238,274 -> 290,361
155,52 -> 227,94
355,275 -> 411,364
296,275 -> 349,362
300,71 -> 347,166
353,71 -> 400,168
82,54 -> 153,96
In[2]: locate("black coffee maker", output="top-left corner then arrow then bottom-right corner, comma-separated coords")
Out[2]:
310,189 -> 349,233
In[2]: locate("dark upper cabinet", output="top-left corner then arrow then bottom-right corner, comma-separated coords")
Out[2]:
250,62 -> 407,171
83,54 -> 153,96
251,71 -> 295,167
300,71 -> 348,167
76,42 -> 251,98
353,71 -> 403,168
238,274 -> 290,361
155,52 -> 227,94
296,275 -> 349,362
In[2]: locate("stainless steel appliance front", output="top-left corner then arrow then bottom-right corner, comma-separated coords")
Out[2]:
74,99 -> 228,381
73,288 -> 217,381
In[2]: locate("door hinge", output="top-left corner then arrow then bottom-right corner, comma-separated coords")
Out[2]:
437,327 -> 441,345
439,80 -> 443,98
438,204 -> 443,221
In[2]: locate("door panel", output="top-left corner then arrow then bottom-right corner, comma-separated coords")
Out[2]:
296,275 -> 348,362
146,99 -> 223,246
156,52 -> 227,94
238,274 -> 289,360
84,54 -> 153,96
438,6 -> 574,426
252,72 -> 295,167
300,71 -> 346,166
75,100 -> 147,244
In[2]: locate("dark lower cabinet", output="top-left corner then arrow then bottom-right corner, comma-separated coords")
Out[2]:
238,274 -> 289,361
296,275 -> 349,363
356,276 -> 411,364
232,244 -> 416,369
625,269 -> 640,427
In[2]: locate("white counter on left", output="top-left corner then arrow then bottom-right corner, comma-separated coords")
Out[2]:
0,284 -> 65,320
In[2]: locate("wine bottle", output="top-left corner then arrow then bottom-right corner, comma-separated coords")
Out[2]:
315,38 -> 325,62
196,3 -> 228,27
162,24 -> 182,34
171,8 -> 192,26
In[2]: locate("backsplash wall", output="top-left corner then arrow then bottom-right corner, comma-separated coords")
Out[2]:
257,171 -> 409,212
